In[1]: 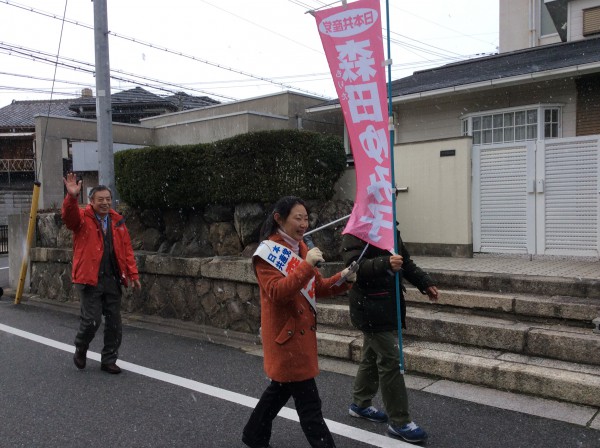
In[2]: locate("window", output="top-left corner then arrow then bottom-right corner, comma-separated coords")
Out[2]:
540,1 -> 556,36
544,108 -> 559,138
462,106 -> 561,145
583,6 -> 600,36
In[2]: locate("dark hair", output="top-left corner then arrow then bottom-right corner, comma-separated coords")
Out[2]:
88,185 -> 112,200
260,196 -> 307,241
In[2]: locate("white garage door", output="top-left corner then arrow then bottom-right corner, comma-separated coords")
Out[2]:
473,136 -> 599,257
537,137 -> 599,256
473,142 -> 535,254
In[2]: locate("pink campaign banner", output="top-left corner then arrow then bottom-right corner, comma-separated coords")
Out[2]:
314,0 -> 394,252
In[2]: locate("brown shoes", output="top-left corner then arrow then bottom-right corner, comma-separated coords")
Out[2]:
73,348 -> 87,369
74,347 -> 121,374
100,363 -> 122,374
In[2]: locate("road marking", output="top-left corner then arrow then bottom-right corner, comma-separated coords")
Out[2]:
0,267 -> 9,270
0,323 -> 411,448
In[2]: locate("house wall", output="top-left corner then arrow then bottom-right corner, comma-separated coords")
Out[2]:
500,0 -> 562,53
35,116 -> 154,209
394,78 -> 578,143
576,73 -> 600,134
568,0 -> 600,39
395,137 -> 472,257
500,0 -> 532,52
33,93 -> 338,209
142,92 -> 332,144
331,137 -> 472,257
152,111 -> 289,146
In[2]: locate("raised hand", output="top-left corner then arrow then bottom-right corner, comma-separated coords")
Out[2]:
63,172 -> 82,198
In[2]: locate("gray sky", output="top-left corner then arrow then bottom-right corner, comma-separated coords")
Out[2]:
0,0 -> 499,107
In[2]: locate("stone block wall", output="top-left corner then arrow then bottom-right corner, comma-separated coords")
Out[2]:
38,199 -> 353,261
30,200 -> 351,333
30,247 -> 263,334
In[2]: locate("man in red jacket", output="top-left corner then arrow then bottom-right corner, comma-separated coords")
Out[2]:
62,173 -> 141,374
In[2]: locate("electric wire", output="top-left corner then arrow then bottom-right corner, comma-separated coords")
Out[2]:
0,42 -> 238,101
0,0 -> 497,102
2,0 -> 481,99
292,0 -> 495,62
37,0 -> 68,181
198,0 -> 322,55
0,0 -> 332,99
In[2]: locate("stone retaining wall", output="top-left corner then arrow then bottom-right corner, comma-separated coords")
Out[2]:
36,199 -> 353,261
30,247 -> 263,333
30,201 -> 349,333
29,248 -> 343,334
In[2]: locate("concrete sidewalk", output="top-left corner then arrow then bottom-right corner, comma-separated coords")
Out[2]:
413,253 -> 600,281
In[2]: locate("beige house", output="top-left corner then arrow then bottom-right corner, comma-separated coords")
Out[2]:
35,91 -> 342,210
309,0 -> 600,259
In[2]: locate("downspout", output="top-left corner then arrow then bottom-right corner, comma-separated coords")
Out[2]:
529,0 -> 537,47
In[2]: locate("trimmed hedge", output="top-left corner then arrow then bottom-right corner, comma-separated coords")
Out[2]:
115,130 -> 346,208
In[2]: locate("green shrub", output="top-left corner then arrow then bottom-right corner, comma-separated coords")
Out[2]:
115,130 -> 346,208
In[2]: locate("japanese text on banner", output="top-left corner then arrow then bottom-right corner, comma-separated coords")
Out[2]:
314,0 -> 393,251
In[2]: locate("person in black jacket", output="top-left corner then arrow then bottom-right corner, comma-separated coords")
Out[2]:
341,229 -> 438,444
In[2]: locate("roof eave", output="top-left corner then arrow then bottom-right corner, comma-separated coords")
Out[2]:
308,60 -> 600,113
393,61 -> 600,104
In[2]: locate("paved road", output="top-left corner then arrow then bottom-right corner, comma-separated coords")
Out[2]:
0,300 -> 598,448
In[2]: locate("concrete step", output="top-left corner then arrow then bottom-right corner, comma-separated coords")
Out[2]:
317,300 -> 600,366
427,268 -> 600,299
315,327 -> 600,407
405,340 -> 600,408
405,308 -> 600,365
316,285 -> 600,406
318,262 -> 600,299
324,287 -> 600,325
404,286 -> 600,324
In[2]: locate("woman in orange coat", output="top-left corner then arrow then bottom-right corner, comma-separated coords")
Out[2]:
242,196 -> 356,448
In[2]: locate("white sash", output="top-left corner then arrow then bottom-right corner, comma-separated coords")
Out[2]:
253,240 -> 317,313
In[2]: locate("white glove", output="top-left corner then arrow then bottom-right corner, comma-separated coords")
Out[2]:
306,247 -> 325,267
341,267 -> 357,283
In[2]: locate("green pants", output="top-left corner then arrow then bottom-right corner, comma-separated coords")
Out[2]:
352,331 -> 410,426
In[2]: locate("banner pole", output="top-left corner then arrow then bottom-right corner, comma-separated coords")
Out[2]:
15,181 -> 41,304
384,0 -> 405,374
303,214 -> 351,237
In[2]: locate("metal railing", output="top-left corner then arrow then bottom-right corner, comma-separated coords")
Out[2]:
0,159 -> 35,172
0,224 -> 7,254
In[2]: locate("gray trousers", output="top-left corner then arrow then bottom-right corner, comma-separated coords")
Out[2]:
74,275 -> 122,365
353,331 -> 411,426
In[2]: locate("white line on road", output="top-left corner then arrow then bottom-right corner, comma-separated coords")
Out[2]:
0,323 -> 411,448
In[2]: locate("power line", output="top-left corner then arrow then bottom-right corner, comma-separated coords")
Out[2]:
0,42 -> 238,101
199,0 -> 323,55
1,0 -> 333,99
0,71 -> 94,89
38,0 -> 69,181
1,0 -> 496,102
287,0 -> 485,67
389,3 -> 498,48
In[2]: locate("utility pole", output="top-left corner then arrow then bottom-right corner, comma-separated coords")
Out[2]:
93,0 -> 115,195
